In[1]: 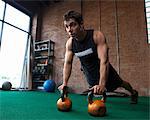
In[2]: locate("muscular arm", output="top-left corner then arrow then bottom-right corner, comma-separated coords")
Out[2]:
93,31 -> 109,93
98,40 -> 109,87
62,38 -> 74,86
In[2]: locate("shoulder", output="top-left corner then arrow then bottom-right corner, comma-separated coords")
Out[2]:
93,30 -> 106,45
66,37 -> 73,50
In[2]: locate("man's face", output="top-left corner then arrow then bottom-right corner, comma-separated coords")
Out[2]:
64,18 -> 81,38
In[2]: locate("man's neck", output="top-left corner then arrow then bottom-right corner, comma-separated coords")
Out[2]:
76,30 -> 87,42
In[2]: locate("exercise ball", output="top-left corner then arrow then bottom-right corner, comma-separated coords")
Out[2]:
43,80 -> 56,92
2,81 -> 12,91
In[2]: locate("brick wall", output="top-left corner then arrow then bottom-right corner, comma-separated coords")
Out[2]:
33,0 -> 149,96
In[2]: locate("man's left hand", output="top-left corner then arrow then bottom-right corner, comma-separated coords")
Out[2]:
89,85 -> 106,94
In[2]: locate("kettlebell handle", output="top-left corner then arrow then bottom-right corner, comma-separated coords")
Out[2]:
88,90 -> 106,104
60,86 -> 68,102
88,90 -> 93,104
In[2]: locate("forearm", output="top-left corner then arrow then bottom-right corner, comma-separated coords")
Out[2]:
63,62 -> 72,86
99,61 -> 109,86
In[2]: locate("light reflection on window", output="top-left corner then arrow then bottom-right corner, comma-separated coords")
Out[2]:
0,24 -> 28,87
5,4 -> 30,31
0,1 -> 30,88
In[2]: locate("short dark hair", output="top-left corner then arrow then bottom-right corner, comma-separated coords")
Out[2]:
63,10 -> 83,24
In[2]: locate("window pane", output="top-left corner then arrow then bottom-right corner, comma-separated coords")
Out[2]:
147,18 -> 150,23
148,28 -> 150,34
5,4 -> 30,31
0,21 -> 2,39
0,0 -> 5,20
147,23 -> 150,28
145,2 -> 150,7
0,24 -> 28,88
145,0 -> 150,43
146,7 -> 150,13
0,21 -> 2,31
146,12 -> 150,17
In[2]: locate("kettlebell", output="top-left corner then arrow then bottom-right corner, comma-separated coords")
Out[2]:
88,90 -> 106,117
57,86 -> 72,111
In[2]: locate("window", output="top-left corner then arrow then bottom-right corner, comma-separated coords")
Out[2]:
0,0 -> 31,88
145,0 -> 150,43
0,1 -> 5,41
0,1 -> 5,20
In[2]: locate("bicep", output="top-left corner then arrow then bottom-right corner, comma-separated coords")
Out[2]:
64,40 -> 74,64
94,31 -> 108,64
65,49 -> 74,64
95,32 -> 109,64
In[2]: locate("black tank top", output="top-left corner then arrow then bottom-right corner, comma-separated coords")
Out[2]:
72,30 -> 100,86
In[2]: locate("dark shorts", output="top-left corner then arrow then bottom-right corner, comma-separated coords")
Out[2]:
82,63 -> 123,92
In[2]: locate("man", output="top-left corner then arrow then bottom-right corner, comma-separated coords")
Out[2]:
58,10 -> 138,104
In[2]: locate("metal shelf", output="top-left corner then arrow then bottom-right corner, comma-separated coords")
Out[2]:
32,39 -> 55,90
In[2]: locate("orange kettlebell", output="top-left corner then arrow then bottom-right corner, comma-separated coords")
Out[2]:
57,86 -> 72,112
88,90 -> 106,117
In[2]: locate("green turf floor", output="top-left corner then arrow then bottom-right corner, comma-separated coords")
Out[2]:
0,91 -> 149,120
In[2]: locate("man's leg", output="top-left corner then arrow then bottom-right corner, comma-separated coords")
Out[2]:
120,81 -> 138,104
107,64 -> 138,104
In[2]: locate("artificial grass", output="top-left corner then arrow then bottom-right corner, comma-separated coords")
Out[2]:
0,91 -> 149,120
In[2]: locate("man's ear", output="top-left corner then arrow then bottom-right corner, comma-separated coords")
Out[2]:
80,21 -> 84,25
64,28 -> 67,32
80,21 -> 84,30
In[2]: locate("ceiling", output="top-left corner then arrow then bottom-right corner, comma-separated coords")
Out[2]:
4,0 -> 63,15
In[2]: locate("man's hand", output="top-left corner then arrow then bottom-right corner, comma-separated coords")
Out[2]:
89,84 -> 106,94
58,84 -> 66,91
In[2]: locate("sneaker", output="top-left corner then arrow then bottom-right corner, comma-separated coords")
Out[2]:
131,90 -> 138,104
